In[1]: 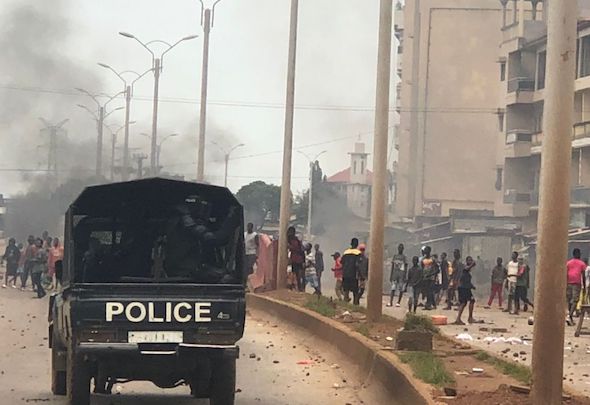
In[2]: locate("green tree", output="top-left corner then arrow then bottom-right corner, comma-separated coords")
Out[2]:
236,181 -> 281,228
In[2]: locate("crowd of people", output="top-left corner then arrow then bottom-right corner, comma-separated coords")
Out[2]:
1,231 -> 64,299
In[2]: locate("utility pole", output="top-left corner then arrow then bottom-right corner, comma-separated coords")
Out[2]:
133,153 -> 148,179
531,1 -> 577,404
212,141 -> 244,188
150,58 -> 161,175
367,0 -> 393,322
277,0 -> 299,289
97,106 -> 105,177
197,8 -> 211,182
38,118 -> 68,187
123,85 -> 132,180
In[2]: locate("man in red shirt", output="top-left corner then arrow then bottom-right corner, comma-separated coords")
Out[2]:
566,248 -> 587,325
331,252 -> 343,300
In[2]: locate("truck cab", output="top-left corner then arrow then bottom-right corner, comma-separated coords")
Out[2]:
48,178 -> 246,405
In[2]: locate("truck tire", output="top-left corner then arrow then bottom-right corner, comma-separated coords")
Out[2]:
209,357 -> 236,405
51,345 -> 67,395
67,346 -> 90,405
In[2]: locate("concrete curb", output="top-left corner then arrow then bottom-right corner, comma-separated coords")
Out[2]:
247,293 -> 436,405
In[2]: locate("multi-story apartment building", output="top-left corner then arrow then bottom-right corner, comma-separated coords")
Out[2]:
395,0 -> 504,219
496,0 -> 590,232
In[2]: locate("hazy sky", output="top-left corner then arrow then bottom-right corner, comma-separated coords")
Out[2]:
0,0 -> 398,195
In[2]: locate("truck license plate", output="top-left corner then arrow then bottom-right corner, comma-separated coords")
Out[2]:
128,331 -> 183,343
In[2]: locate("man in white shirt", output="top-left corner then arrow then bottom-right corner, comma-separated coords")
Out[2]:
505,251 -> 519,314
244,222 -> 259,275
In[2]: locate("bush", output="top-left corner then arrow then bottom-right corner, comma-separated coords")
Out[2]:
403,313 -> 439,334
398,352 -> 455,387
303,296 -> 337,318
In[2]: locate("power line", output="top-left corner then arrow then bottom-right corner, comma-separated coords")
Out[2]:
0,84 -> 500,114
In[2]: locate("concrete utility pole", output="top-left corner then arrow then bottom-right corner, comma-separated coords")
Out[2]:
196,0 -> 224,182
133,153 -> 148,179
277,0 -> 299,289
367,0 -> 393,322
38,118 -> 68,186
531,1 -> 577,403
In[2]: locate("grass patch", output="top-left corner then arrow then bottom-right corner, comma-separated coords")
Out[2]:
355,323 -> 371,337
303,295 -> 337,318
398,351 -> 455,387
404,313 -> 439,334
339,300 -> 367,314
475,351 -> 531,385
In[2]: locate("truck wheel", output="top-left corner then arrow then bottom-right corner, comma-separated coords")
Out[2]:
209,357 -> 236,405
67,347 -> 90,405
51,345 -> 66,395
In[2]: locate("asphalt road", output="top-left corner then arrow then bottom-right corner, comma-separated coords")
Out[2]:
0,284 -> 388,405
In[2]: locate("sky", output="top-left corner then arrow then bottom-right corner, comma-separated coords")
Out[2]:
0,0 -> 399,196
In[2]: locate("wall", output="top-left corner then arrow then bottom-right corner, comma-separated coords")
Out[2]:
396,0 -> 502,218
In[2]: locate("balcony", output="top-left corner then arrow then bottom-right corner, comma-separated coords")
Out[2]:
531,121 -> 590,153
503,189 -> 531,217
507,77 -> 535,93
574,120 -> 590,140
505,130 -> 533,158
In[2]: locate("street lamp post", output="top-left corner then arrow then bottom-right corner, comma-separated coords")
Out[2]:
98,63 -> 153,181
75,88 -> 124,177
298,150 -> 327,240
119,32 -> 198,175
196,0 -> 225,182
157,133 -> 179,170
105,121 -> 136,181
212,142 -> 245,187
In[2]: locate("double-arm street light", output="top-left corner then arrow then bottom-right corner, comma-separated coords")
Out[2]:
105,121 -> 136,181
119,32 -> 198,175
98,63 -> 153,181
196,0 -> 225,182
75,88 -> 124,177
298,150 -> 327,240
212,141 -> 245,187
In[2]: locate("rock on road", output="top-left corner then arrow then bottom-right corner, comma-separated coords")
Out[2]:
0,286 -> 388,405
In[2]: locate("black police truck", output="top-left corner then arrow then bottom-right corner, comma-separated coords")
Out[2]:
48,178 -> 246,405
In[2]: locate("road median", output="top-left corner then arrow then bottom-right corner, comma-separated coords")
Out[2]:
247,293 -> 436,405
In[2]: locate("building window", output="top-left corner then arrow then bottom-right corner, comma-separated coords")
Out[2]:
361,160 -> 365,174
495,168 -> 503,191
500,62 -> 506,82
580,36 -> 590,78
353,161 -> 357,175
536,51 -> 546,90
497,110 -> 505,132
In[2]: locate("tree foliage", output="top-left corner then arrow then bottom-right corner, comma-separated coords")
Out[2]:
235,181 -> 281,228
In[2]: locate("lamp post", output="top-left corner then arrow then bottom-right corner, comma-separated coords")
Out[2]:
196,0 -> 225,182
105,121 -> 136,181
212,141 -> 245,187
119,32 -> 198,175
157,133 -> 179,171
75,88 -> 124,177
98,63 -> 153,180
298,150 -> 327,240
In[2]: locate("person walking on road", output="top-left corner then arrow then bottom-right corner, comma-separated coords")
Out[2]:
303,243 -> 321,295
244,222 -> 259,276
357,244 -> 369,300
515,257 -> 533,314
566,248 -> 586,325
437,252 -> 450,307
48,237 -> 64,290
454,256 -> 479,325
314,244 -> 324,294
20,235 -> 37,292
445,249 -> 463,310
2,238 -> 21,288
331,252 -> 344,300
30,238 -> 47,299
406,256 -> 422,314
421,246 -> 439,310
505,251 -> 520,314
287,226 -> 305,292
388,243 -> 407,307
487,257 -> 506,309
341,238 -> 362,305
